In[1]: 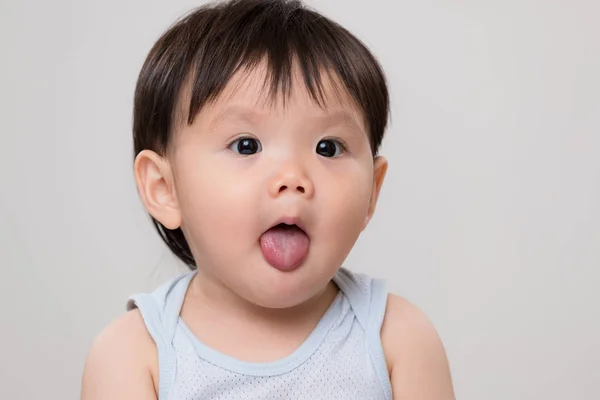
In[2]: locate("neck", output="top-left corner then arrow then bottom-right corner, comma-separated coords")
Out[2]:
184,268 -> 339,330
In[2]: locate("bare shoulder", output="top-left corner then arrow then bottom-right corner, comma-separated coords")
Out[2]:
381,294 -> 455,400
81,309 -> 158,400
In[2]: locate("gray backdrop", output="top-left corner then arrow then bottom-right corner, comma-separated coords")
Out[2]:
1,0 -> 598,398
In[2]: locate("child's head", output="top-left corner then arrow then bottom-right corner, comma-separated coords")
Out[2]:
133,0 -> 389,307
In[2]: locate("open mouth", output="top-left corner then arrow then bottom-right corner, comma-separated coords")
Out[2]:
270,222 -> 305,233
259,222 -> 310,272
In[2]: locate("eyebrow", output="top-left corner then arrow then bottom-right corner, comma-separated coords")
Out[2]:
313,110 -> 366,137
208,106 -> 264,133
208,106 -> 366,136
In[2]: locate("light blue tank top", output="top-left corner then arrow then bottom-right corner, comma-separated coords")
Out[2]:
128,268 -> 392,400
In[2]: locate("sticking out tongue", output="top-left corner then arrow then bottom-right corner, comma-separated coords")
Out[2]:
260,224 -> 310,272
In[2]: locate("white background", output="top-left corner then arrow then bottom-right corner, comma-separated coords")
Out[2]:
1,0 -> 599,398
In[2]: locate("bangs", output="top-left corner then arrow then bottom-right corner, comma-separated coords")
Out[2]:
185,1 -> 352,115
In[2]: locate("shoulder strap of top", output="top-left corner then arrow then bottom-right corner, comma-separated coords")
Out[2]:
333,267 -> 392,400
333,268 -> 388,331
126,272 -> 196,400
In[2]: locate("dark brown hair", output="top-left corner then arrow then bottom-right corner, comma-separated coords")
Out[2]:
133,0 -> 390,269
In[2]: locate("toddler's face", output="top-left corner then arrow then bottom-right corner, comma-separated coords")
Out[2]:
144,63 -> 386,308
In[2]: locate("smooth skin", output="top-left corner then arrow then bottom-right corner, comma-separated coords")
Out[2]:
82,63 -> 454,399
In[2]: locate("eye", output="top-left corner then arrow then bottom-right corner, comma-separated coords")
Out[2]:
228,137 -> 262,155
316,139 -> 346,158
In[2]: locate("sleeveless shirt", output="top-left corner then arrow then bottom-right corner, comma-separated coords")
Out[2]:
127,268 -> 392,399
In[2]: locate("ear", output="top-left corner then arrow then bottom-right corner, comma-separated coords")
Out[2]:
363,156 -> 388,230
134,150 -> 182,230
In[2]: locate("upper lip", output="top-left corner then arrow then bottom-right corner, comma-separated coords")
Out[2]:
267,216 -> 309,236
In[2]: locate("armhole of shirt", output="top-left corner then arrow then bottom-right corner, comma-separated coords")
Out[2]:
334,269 -> 393,399
366,278 -> 393,400
128,294 -> 177,400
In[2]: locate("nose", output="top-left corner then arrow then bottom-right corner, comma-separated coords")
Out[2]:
268,164 -> 315,199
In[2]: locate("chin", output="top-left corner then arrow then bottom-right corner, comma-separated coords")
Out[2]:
251,293 -> 307,309
240,264 -> 329,309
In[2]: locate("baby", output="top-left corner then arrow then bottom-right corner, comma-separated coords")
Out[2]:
82,0 -> 454,398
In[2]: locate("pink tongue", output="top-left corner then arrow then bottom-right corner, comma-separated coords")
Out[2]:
260,225 -> 310,271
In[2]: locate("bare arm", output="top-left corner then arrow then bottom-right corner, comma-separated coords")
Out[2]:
81,310 -> 158,400
382,294 -> 455,400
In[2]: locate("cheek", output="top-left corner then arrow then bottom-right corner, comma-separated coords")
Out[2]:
173,157 -> 260,252
316,162 -> 373,242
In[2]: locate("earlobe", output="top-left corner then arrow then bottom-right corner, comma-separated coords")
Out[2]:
363,156 -> 388,230
134,150 -> 182,230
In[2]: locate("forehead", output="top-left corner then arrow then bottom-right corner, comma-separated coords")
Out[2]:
196,60 -> 367,130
